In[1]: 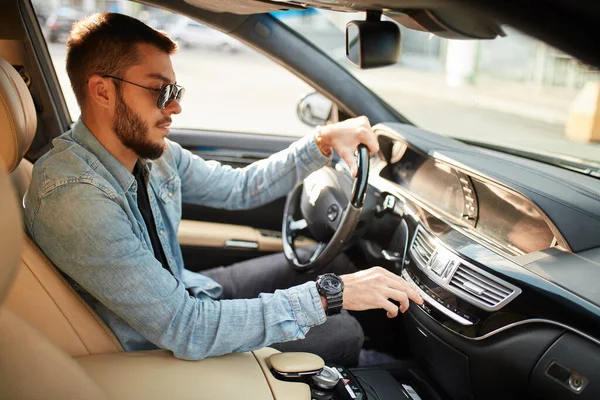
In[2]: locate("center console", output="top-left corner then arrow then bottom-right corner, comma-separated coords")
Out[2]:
310,366 -> 425,400
267,351 -> 431,400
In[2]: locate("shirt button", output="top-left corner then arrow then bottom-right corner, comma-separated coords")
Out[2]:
159,230 -> 164,235
169,258 -> 173,263
168,192 -> 173,197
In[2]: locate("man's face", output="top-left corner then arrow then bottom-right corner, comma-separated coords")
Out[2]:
111,42 -> 181,160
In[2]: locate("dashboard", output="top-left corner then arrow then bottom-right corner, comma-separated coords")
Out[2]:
363,123 -> 600,400
379,138 -> 559,255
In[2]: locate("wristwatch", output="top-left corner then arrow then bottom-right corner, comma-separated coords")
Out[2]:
315,273 -> 344,316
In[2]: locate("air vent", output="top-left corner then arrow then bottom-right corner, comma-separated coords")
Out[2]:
411,226 -> 435,267
449,263 -> 516,310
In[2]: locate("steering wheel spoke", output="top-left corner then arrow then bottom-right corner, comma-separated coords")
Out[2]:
288,218 -> 308,235
309,242 -> 327,263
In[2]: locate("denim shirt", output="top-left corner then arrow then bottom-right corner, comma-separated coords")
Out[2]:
24,118 -> 330,360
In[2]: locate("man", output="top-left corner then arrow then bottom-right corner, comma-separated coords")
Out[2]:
24,12 -> 422,366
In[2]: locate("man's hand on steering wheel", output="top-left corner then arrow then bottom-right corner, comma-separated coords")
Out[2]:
311,117 -> 422,316
339,267 -> 424,318
316,116 -> 380,176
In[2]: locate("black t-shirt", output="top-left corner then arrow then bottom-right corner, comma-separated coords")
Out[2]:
133,163 -> 171,273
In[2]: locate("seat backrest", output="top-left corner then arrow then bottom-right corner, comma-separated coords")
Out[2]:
0,56 -> 122,356
4,236 -> 123,355
0,164 -> 110,400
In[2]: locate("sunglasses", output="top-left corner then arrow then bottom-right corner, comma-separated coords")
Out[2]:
102,75 -> 185,110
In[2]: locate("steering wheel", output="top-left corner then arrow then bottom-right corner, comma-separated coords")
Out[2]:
282,145 -> 370,272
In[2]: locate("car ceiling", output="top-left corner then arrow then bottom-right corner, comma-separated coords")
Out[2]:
185,0 -> 503,39
182,0 -> 600,67
186,0 -> 469,14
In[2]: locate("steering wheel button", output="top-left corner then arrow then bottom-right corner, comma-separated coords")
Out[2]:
327,204 -> 339,221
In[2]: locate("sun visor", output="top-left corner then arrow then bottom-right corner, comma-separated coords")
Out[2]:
184,0 -> 301,14
388,8 -> 504,39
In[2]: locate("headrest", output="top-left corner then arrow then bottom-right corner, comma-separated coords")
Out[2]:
0,58 -> 36,173
0,163 -> 24,303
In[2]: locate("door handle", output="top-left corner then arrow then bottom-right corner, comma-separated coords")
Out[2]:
224,240 -> 259,250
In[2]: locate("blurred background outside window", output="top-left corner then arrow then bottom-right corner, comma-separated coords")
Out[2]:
33,0 -> 600,160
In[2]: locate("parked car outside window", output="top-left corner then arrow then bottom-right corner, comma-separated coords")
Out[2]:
165,16 -> 243,53
44,6 -> 85,43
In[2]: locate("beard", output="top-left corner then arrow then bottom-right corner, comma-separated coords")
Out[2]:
112,89 -> 167,160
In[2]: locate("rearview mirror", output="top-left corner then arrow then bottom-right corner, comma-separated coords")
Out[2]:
346,20 -> 401,69
296,92 -> 333,127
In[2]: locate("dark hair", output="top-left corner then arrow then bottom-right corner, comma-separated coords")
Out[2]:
66,12 -> 177,108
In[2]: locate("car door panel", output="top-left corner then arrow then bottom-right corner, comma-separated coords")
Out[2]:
182,199 -> 286,232
169,129 -> 298,154
170,128 -> 305,269
178,220 -> 315,271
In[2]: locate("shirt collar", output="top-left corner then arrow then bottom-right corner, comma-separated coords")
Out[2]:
70,117 -> 137,192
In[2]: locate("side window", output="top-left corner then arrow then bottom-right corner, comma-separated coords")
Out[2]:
33,1 -> 322,137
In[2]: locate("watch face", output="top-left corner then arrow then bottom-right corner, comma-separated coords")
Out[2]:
320,275 -> 342,295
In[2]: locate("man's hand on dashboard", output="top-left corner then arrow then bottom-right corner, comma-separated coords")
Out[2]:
316,116 -> 379,177
340,267 -> 424,318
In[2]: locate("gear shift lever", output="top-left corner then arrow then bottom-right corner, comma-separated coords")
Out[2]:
269,353 -> 369,400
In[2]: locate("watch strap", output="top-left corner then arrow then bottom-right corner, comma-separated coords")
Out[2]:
325,292 -> 343,316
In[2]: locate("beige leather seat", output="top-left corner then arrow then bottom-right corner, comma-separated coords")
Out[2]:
0,160 -> 110,399
0,57 -> 123,356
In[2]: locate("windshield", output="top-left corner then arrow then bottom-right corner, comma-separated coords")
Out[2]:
274,10 -> 600,163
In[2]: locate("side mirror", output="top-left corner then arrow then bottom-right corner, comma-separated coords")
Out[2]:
296,92 -> 333,127
346,19 -> 401,69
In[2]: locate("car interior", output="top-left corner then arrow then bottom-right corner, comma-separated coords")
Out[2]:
1,0 -> 599,399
